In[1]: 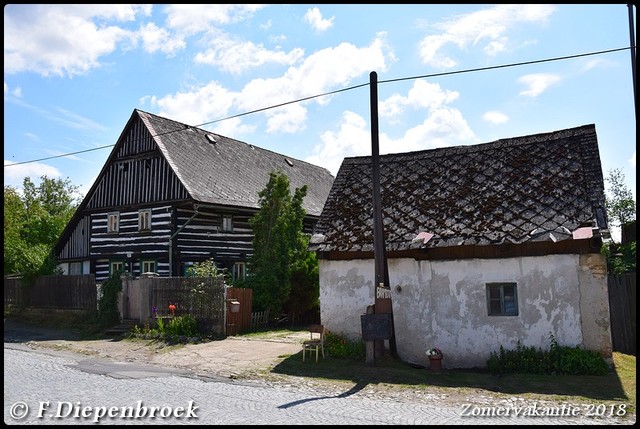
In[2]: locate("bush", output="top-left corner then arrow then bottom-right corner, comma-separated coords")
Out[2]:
487,334 -> 610,376
130,314 -> 200,340
325,331 -> 365,360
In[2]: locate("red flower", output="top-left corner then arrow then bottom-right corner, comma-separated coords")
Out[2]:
168,304 -> 176,315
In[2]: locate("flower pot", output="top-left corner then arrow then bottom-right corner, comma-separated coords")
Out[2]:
428,355 -> 443,372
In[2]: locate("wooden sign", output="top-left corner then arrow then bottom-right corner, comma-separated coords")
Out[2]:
360,313 -> 392,341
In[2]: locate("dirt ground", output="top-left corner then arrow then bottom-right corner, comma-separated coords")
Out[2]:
4,317 -> 475,404
4,317 -> 636,422
4,317 -> 308,379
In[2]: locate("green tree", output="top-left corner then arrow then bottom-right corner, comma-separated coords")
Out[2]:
602,168 -> 636,274
3,176 -> 80,280
604,168 -> 635,235
246,171 -> 311,316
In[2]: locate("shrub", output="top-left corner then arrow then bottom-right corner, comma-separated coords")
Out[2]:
487,334 -> 610,376
325,331 -> 365,360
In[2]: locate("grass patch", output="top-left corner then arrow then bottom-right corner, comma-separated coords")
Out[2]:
243,328 -> 635,419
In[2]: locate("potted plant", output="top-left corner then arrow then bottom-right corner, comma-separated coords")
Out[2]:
426,347 -> 443,371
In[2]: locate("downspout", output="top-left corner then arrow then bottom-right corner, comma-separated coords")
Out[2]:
168,205 -> 200,276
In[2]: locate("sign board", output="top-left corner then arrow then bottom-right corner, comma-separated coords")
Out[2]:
360,313 -> 393,341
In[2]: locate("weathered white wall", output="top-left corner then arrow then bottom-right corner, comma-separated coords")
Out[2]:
319,253 -> 612,369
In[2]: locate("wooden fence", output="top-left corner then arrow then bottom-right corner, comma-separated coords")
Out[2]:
608,273 -> 636,356
120,276 -> 254,336
226,287 -> 253,335
4,275 -> 96,311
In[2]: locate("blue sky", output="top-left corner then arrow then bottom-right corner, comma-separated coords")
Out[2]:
4,5 -> 636,229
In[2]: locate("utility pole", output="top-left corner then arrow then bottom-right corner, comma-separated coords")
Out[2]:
369,71 -> 396,358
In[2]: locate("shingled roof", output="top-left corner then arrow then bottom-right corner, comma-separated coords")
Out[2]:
137,109 -> 334,216
310,124 -> 608,253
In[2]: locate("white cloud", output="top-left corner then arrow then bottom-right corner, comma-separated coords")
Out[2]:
149,81 -> 236,127
3,160 -> 62,189
304,7 -> 335,32
164,4 -> 265,35
3,4 -> 150,77
306,111 -> 371,176
194,33 -> 305,74
419,4 -> 556,68
138,22 -> 185,56
379,79 -> 460,121
307,104 -> 475,176
630,151 -> 636,169
517,73 -> 561,97
483,110 -> 509,124
265,104 -> 308,134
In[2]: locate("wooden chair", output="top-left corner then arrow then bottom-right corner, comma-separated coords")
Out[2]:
302,324 -> 325,362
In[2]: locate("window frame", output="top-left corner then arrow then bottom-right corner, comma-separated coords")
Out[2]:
138,209 -> 152,232
107,212 -> 120,233
68,261 -> 83,275
233,262 -> 246,281
486,282 -> 519,316
222,215 -> 233,232
140,259 -> 157,274
109,260 -> 125,275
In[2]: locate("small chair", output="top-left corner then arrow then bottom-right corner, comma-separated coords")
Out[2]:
302,324 -> 325,363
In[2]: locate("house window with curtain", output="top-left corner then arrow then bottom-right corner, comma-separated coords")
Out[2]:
139,209 -> 152,231
69,261 -> 82,275
222,215 -> 233,232
486,283 -> 518,316
107,212 -> 120,233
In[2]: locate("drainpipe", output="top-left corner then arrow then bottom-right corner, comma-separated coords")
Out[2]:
168,205 -> 200,276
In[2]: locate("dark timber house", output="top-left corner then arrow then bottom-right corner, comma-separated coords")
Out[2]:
54,109 -> 334,284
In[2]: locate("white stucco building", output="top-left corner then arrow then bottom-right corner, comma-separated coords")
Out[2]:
310,124 -> 612,369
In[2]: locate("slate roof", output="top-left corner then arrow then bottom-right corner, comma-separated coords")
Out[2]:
137,109 -> 334,216
310,124 -> 608,253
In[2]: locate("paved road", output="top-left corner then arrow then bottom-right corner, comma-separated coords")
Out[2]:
4,343 -> 630,425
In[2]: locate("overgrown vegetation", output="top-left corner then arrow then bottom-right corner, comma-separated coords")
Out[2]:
487,334 -> 610,376
325,331 -> 365,360
94,270 -> 123,328
130,314 -> 200,340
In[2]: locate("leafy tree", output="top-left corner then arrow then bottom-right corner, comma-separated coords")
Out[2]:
601,169 -> 636,273
604,168 -> 636,235
3,175 -> 80,280
246,171 -> 312,316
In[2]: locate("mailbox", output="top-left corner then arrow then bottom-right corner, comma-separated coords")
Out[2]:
228,300 -> 240,313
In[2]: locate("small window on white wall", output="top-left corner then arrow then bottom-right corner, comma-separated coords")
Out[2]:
107,212 -> 120,233
69,262 -> 82,275
139,209 -> 152,231
486,283 -> 518,316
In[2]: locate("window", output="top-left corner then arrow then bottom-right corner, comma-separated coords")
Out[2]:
233,262 -> 246,281
222,215 -> 233,232
110,260 -> 124,275
486,283 -> 518,316
107,212 -> 120,233
69,262 -> 82,275
139,209 -> 152,231
141,260 -> 156,274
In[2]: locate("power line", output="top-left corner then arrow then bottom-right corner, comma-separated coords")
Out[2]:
4,45 -> 633,168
